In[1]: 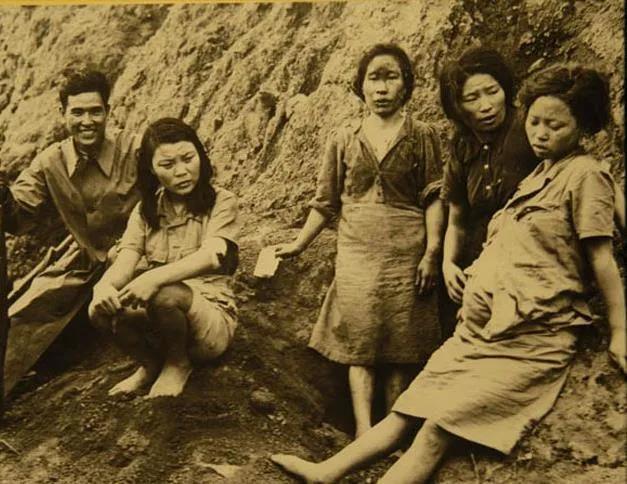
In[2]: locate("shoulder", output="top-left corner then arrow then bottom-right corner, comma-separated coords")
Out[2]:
30,139 -> 68,169
213,186 -> 239,209
561,154 -> 614,194
325,119 -> 360,147
565,154 -> 612,177
406,116 -> 439,138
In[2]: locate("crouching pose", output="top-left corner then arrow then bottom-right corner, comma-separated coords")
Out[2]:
89,118 -> 240,398
272,64 -> 626,483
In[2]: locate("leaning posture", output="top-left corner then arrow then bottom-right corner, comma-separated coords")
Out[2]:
1,67 -> 139,393
272,64 -> 626,484
89,118 -> 239,398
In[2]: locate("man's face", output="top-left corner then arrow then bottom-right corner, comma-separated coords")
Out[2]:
63,91 -> 108,150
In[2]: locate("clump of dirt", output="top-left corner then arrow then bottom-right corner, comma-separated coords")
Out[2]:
0,1 -> 624,483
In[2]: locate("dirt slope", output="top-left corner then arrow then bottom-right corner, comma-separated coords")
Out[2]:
0,1 -> 624,483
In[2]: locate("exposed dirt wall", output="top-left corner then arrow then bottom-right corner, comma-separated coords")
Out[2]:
0,2 -> 623,483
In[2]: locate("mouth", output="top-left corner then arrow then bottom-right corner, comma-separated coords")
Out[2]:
478,114 -> 497,125
374,99 -> 392,107
175,180 -> 194,190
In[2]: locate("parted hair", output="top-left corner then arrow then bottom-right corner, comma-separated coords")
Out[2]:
439,46 -> 515,127
519,64 -> 611,135
59,67 -> 110,110
352,43 -> 414,106
136,118 -> 216,230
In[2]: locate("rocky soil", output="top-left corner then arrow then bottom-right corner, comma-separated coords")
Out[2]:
0,1 -> 624,483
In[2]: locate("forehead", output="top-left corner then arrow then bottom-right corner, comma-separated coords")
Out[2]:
65,91 -> 106,109
153,141 -> 198,159
528,96 -> 576,121
462,73 -> 500,94
365,54 -> 402,73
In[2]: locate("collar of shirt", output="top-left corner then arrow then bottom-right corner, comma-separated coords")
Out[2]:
155,188 -> 203,228
456,108 -> 517,164
506,147 -> 585,208
354,114 -> 411,164
64,136 -> 115,178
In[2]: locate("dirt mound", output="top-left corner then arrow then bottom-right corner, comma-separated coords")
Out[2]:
0,2 -> 624,483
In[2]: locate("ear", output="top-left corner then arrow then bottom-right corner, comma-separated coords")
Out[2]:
59,105 -> 65,116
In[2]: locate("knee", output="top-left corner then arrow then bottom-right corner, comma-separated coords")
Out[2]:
148,285 -> 190,314
416,420 -> 450,455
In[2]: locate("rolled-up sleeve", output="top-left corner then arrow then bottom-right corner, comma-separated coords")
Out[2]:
419,124 -> 444,208
203,189 -> 240,246
570,168 -> 615,240
308,129 -> 344,219
117,203 -> 147,255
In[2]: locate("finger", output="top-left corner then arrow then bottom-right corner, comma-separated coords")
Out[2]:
453,273 -> 466,290
110,295 -> 122,312
415,269 -> 424,292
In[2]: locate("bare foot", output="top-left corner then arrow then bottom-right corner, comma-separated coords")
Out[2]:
146,362 -> 192,398
270,454 -> 335,483
109,366 -> 158,396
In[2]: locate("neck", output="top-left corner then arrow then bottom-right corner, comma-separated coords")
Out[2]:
366,110 -> 404,128
74,140 -> 103,159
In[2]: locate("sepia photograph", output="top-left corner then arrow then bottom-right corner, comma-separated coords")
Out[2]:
0,0 -> 624,482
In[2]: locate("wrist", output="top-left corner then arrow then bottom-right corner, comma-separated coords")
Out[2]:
423,246 -> 441,260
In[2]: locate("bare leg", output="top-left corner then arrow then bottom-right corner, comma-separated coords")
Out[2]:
271,412 -> 416,483
349,365 -> 375,438
378,420 -> 452,484
146,284 -> 194,398
384,366 -> 410,414
89,308 -> 161,395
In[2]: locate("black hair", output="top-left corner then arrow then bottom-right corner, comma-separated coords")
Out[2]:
352,43 -> 414,106
439,46 -> 515,128
59,67 -> 111,110
136,118 -> 216,229
519,63 -> 611,135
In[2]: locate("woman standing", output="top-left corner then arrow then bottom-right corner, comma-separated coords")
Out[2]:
273,44 -> 445,437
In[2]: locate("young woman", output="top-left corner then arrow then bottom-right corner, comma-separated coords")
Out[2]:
439,47 -> 624,312
438,47 -> 540,325
271,64 -> 626,484
89,118 -> 240,398
272,44 -> 445,437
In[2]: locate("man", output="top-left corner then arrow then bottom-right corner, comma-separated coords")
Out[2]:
1,67 -> 139,394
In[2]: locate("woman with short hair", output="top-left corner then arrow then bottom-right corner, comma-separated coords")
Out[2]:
272,43 -> 446,437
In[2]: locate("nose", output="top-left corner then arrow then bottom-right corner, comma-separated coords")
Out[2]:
173,161 -> 187,176
477,95 -> 492,112
535,125 -> 549,141
374,79 -> 389,93
79,112 -> 95,124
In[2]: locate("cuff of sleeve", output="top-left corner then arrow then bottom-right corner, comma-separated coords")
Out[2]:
578,230 -> 614,240
420,180 -> 443,208
308,201 -> 338,219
